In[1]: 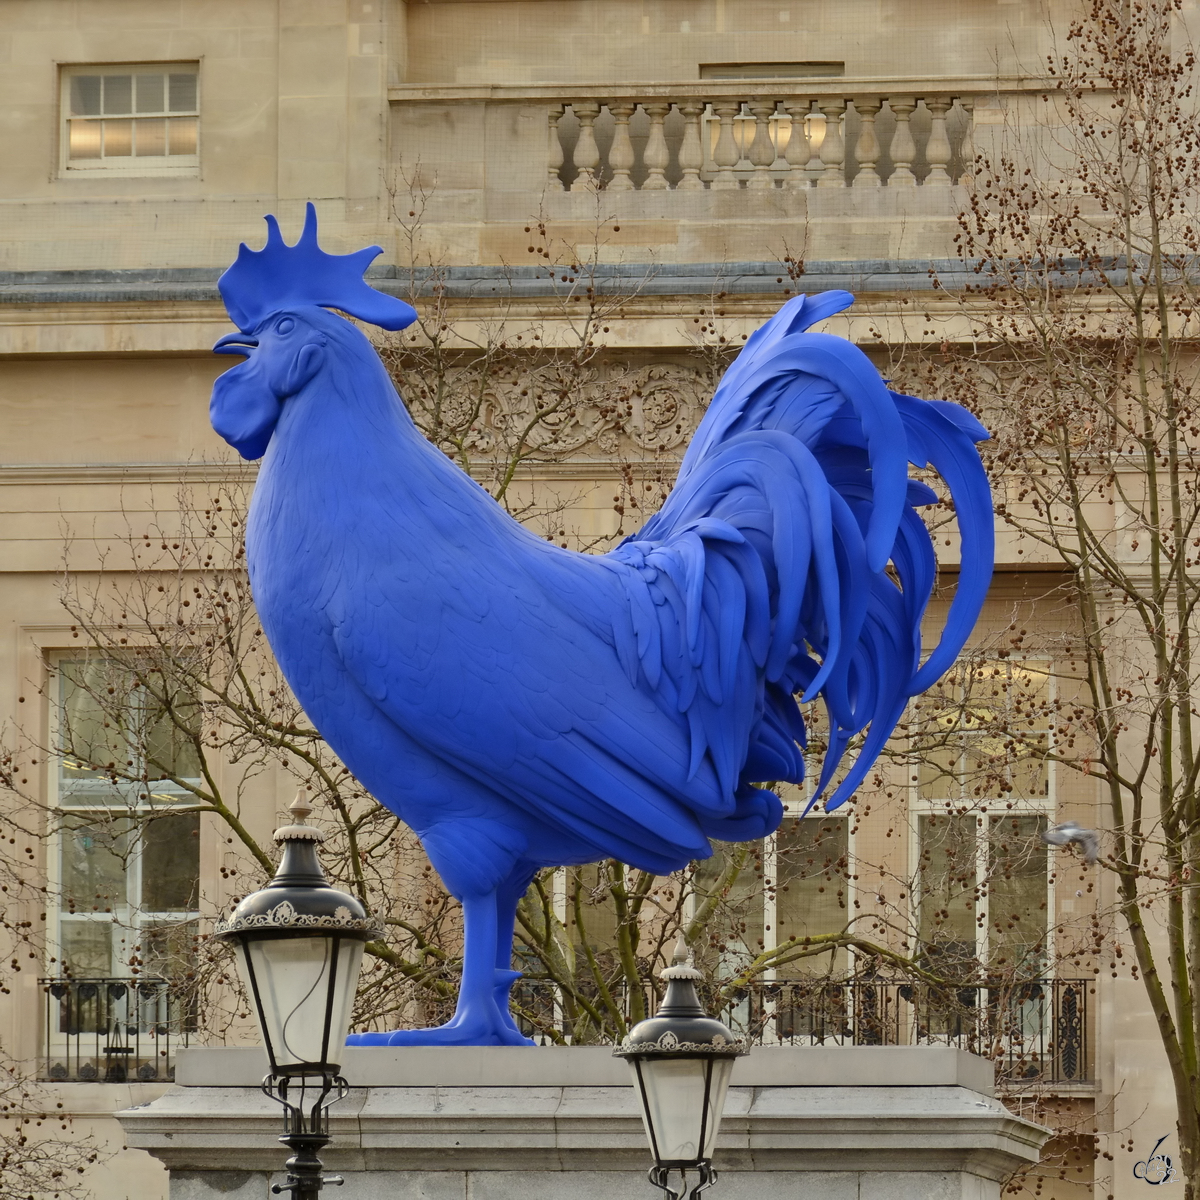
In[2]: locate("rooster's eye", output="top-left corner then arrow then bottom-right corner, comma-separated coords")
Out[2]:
276,317 -> 295,335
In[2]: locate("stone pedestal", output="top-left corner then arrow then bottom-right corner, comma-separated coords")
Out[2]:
117,1045 -> 1047,1200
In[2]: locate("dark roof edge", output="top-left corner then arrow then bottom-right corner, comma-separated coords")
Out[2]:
0,260 -> 974,305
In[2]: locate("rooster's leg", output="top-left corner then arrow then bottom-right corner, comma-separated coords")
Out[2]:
349,887 -> 534,1046
491,866 -> 537,1037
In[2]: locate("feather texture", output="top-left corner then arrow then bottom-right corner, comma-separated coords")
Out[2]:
210,222 -> 993,1045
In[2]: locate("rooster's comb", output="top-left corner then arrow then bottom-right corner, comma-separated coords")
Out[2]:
218,203 -> 417,333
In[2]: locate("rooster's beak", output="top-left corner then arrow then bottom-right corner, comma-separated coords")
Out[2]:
213,331 -> 260,357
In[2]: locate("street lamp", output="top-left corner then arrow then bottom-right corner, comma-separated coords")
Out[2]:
213,795 -> 379,1200
615,939 -> 746,1200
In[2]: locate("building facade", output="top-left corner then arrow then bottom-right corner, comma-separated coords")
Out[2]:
0,2 -> 1173,1197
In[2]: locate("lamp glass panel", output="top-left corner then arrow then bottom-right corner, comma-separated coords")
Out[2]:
634,1056 -> 731,1165
699,1055 -> 734,1158
238,936 -> 364,1071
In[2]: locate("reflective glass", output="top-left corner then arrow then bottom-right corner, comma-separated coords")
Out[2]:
168,117 -> 198,156
60,921 -> 113,977
59,660 -> 129,799
104,120 -> 133,157
169,73 -> 197,112
135,119 -> 167,156
60,815 -> 130,914
70,76 -> 101,116
918,813 -> 978,971
68,120 -> 102,160
776,816 -> 848,976
142,684 -> 202,779
142,812 -> 200,912
135,74 -> 164,113
988,815 -> 1048,974
102,75 -> 132,116
142,919 -> 199,979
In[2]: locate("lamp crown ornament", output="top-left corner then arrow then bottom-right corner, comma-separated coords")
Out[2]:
616,939 -> 746,1200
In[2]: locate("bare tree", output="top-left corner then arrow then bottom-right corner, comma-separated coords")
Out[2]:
884,0 -> 1200,1192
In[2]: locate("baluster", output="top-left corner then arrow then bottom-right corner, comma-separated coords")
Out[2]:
924,96 -> 953,185
888,96 -> 917,186
548,104 -> 565,189
782,99 -> 812,187
571,102 -> 601,190
747,100 -> 777,189
677,102 -> 705,189
957,97 -> 975,187
608,103 -> 636,191
642,102 -> 671,189
816,97 -> 846,188
852,97 -> 882,187
711,102 -> 741,190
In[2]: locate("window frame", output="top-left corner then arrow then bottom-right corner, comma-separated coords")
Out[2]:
908,656 -> 1058,975
47,654 -> 203,982
58,62 -> 200,178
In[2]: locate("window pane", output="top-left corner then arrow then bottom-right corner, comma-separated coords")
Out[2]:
694,840 -> 765,973
169,73 -> 197,112
70,76 -> 101,116
567,863 -> 618,952
104,119 -> 132,157
918,813 -> 978,972
168,116 -> 197,156
134,118 -> 167,156
60,921 -> 113,977
141,812 -> 200,912
141,684 -> 202,781
988,815 -> 1048,975
918,742 -> 961,800
141,920 -> 198,978
135,73 -> 165,113
59,660 -> 129,803
68,119 -> 102,160
102,75 -> 132,115
60,815 -> 131,914
1010,735 -> 1049,799
776,816 -> 848,976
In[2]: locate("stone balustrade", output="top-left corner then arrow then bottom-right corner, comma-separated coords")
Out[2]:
385,77 -> 1040,195
548,90 -> 974,191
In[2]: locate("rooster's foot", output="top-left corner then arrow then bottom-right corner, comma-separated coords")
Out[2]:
347,1019 -> 533,1047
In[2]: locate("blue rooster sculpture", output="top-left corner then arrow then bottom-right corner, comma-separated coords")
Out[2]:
210,206 -> 994,1046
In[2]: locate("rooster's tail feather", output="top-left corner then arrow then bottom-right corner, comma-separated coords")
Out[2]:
608,292 -> 993,823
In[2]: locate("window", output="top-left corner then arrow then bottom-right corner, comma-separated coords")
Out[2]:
913,661 -> 1054,977
695,807 -> 850,979
61,65 -> 198,174
53,658 -> 202,980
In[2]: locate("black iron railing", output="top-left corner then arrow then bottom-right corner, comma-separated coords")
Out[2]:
38,977 -> 195,1083
514,977 -> 1092,1086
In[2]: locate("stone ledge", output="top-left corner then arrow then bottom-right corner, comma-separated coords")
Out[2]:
118,1048 -> 1046,1199
173,1043 -> 994,1092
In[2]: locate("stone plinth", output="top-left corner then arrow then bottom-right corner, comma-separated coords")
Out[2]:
117,1046 -> 1048,1200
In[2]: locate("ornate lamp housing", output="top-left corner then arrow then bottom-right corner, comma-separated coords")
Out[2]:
616,941 -> 746,1200
214,795 -> 378,1077
213,795 -> 380,1200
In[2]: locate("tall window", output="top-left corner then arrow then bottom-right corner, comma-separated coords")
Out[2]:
695,808 -> 850,978
53,658 -> 202,980
914,661 -> 1054,977
61,65 -> 199,174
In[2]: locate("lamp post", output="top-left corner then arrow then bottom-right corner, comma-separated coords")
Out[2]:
615,940 -> 746,1200
213,795 -> 380,1200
